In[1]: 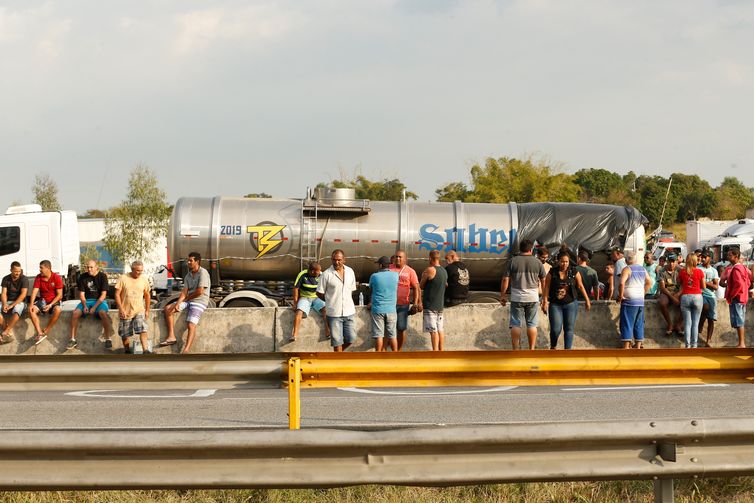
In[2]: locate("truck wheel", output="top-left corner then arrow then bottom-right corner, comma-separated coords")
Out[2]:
467,292 -> 501,304
224,298 -> 263,308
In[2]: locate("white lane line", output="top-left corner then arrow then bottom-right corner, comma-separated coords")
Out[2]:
338,386 -> 518,396
65,389 -> 217,398
561,384 -> 730,391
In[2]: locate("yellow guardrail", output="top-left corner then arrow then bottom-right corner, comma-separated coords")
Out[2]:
286,348 -> 754,429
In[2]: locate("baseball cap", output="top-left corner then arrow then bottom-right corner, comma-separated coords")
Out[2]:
666,253 -> 677,261
376,256 -> 391,266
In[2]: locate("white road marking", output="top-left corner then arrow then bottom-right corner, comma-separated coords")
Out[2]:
338,386 -> 518,396
561,384 -> 730,391
65,389 -> 217,398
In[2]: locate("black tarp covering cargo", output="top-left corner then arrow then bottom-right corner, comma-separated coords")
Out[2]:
516,203 -> 648,253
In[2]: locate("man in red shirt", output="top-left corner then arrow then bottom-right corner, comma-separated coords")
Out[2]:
28,260 -> 64,345
389,250 -> 421,351
720,249 -> 752,348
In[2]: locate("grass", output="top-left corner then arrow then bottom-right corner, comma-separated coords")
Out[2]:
3,479 -> 754,503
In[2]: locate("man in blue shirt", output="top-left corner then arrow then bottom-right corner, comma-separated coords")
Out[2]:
368,256 -> 400,351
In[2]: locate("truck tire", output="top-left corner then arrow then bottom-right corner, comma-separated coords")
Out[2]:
467,292 -> 501,304
224,298 -> 263,308
156,294 -> 216,309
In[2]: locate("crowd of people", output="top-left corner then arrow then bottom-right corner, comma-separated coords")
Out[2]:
0,252 -> 211,354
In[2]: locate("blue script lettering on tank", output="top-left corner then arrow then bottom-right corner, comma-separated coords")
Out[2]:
418,223 -> 515,254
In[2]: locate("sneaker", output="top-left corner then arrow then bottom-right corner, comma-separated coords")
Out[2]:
104,339 -> 113,349
66,339 -> 78,350
143,350 -> 152,354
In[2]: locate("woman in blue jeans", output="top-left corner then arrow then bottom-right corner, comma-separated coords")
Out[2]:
542,250 -> 592,349
677,253 -> 706,348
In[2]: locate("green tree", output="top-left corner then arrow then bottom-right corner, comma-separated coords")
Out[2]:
573,168 -> 625,203
712,177 -> 754,220
453,156 -> 581,203
435,182 -> 470,202
103,164 -> 172,266
634,175 -> 677,228
318,175 -> 418,201
81,209 -> 107,219
31,173 -> 61,211
669,174 -> 715,221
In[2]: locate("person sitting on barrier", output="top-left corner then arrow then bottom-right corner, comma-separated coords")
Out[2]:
500,239 -> 546,350
677,253 -> 706,349
607,248 -> 627,301
367,256 -> 399,351
657,254 -> 682,337
68,259 -> 114,350
317,249 -> 357,352
0,261 -> 28,344
290,262 -> 328,343
28,260 -> 64,345
115,261 -> 151,354
542,250 -> 591,350
160,251 -> 211,354
575,251 -> 599,301
618,251 -> 651,349
643,253 -> 659,299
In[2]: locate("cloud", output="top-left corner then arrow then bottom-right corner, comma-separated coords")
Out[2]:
172,5 -> 302,56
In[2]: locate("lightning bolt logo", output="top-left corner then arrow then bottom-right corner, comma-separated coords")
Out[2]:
247,224 -> 286,259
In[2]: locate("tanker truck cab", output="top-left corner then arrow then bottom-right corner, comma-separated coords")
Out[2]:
0,205 -> 80,297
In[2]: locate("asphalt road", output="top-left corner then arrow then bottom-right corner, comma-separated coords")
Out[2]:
1,383 -> 753,429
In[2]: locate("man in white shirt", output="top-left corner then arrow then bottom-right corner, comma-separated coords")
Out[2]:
317,249 -> 357,352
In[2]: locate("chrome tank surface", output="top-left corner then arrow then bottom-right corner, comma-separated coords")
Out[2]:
168,197 -> 518,289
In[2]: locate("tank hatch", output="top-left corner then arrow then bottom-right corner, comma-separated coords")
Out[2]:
304,187 -> 370,215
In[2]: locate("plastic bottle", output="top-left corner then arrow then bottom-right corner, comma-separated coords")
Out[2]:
358,292 -> 364,306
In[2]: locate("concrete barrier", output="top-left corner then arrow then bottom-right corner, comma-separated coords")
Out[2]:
1,300 -> 752,354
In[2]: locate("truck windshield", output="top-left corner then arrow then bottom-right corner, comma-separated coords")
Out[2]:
0,226 -> 21,256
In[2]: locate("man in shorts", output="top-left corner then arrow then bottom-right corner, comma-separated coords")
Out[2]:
421,250 -> 448,351
368,256 -> 399,351
389,249 -> 421,351
1,261 -> 28,344
697,250 -> 719,347
160,251 -> 211,354
115,260 -> 151,354
657,254 -> 682,336
68,259 -> 114,350
500,239 -> 546,350
317,249 -> 357,352
290,262 -> 329,342
28,260 -> 64,345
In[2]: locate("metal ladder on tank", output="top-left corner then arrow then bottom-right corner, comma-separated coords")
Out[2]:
300,201 -> 318,271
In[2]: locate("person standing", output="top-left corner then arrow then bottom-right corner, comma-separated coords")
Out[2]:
697,250 -> 719,347
677,253 -> 706,349
575,251 -> 600,300
368,256 -> 399,352
643,253 -> 659,299
114,261 -> 151,354
444,250 -> 469,307
28,260 -> 64,345
160,251 -> 211,354
290,262 -> 328,342
68,260 -> 114,350
608,248 -> 627,300
317,249 -> 357,352
720,248 -> 752,348
0,261 -> 28,344
500,239 -> 546,350
618,251 -> 651,349
542,250 -> 591,350
389,250 -> 421,351
420,250 -> 448,351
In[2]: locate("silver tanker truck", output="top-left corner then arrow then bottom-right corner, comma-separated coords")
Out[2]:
165,188 -> 647,308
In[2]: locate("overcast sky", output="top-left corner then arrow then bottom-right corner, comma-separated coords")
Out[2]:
2,0 -> 753,212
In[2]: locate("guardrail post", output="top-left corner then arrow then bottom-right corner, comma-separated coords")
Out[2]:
653,478 -> 674,503
288,358 -> 301,430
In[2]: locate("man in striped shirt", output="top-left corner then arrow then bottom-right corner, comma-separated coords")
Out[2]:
290,262 -> 328,342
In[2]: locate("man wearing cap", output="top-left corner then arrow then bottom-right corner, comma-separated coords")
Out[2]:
658,253 -> 682,336
697,250 -> 719,346
367,256 -> 400,351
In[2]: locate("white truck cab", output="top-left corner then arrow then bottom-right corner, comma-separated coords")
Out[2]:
652,241 -> 688,261
0,205 -> 80,289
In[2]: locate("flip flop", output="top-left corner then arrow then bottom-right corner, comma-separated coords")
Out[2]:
158,340 -> 177,347
0,333 -> 12,345
34,333 -> 47,346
